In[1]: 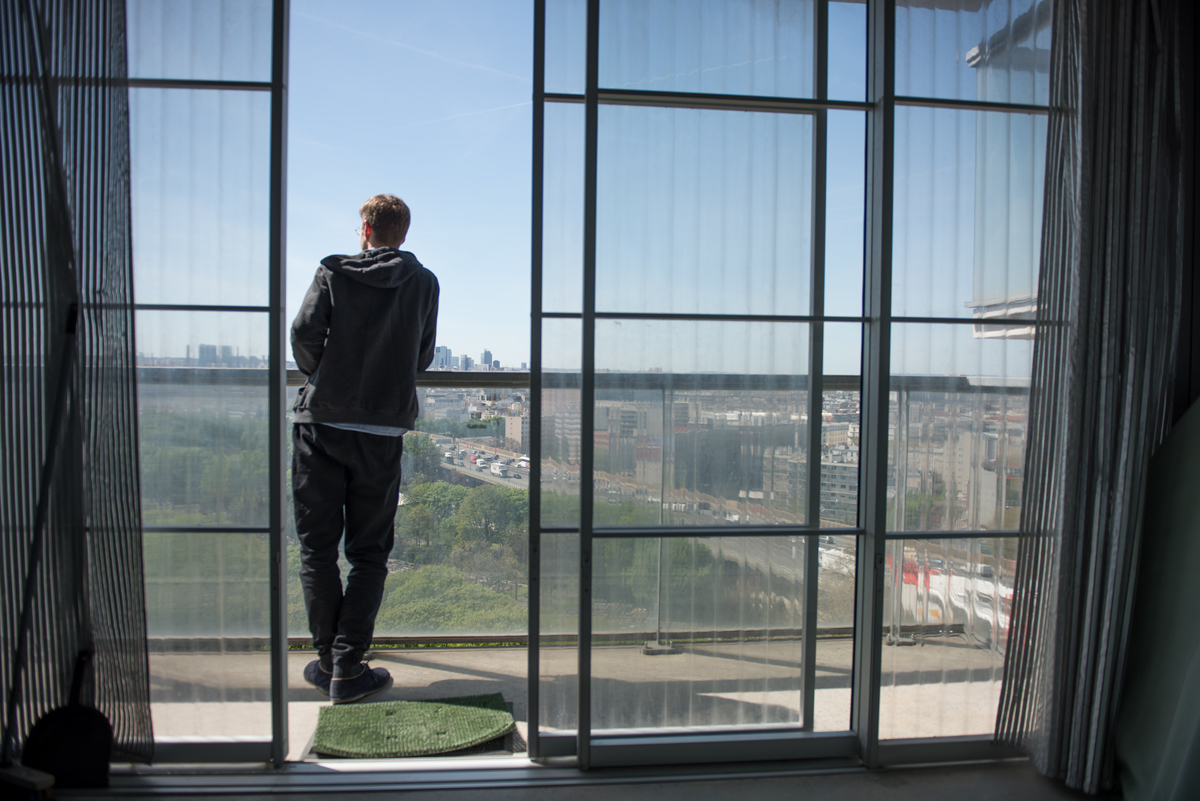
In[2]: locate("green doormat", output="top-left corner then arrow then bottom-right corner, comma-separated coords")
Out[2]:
312,693 -> 516,758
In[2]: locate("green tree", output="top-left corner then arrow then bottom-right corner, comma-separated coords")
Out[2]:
448,540 -> 525,597
541,490 -> 581,526
143,530 -> 272,637
140,408 -> 270,526
454,484 -> 526,545
393,502 -> 455,565
592,497 -> 661,527
393,481 -> 470,566
403,482 -> 469,525
374,565 -> 527,634
400,431 -> 443,487
400,503 -> 436,548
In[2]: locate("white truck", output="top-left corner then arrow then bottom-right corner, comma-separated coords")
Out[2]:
490,462 -> 508,477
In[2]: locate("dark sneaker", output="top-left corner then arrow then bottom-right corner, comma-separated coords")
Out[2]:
303,659 -> 332,696
330,664 -> 392,704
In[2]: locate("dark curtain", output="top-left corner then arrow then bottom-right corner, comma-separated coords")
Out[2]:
995,0 -> 1190,793
0,0 -> 152,762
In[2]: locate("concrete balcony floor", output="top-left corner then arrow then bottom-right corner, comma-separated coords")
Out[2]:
86,638 -> 1110,800
147,633 -> 1007,761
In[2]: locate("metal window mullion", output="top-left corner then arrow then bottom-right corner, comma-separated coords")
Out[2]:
592,311 -> 854,323
802,0 -> 829,736
596,88 -> 873,114
591,525 -> 865,539
890,315 -> 1035,326
142,526 -> 271,534
546,90 -> 876,116
528,0 -> 546,761
133,303 -> 270,313
577,0 -> 600,771
893,95 -> 1049,115
127,78 -> 272,91
267,0 -> 289,769
854,0 -> 894,769
883,530 -> 1027,540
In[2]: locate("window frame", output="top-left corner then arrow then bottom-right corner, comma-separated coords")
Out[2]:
528,0 -> 1046,769
124,0 -> 1048,775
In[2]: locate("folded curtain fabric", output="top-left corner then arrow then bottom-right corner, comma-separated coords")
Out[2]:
0,0 -> 152,763
994,0 -> 1189,793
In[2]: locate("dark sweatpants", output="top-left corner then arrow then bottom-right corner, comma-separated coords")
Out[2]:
292,423 -> 403,670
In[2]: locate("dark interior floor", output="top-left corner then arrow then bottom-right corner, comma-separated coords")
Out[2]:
63,758 -> 1115,800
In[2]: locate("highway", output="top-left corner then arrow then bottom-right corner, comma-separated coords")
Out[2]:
439,459 -> 528,488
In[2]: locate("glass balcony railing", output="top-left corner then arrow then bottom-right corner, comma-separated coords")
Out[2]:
137,365 -> 1025,645
137,366 -> 1025,750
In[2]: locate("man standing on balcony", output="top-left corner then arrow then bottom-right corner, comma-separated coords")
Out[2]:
290,194 -> 439,703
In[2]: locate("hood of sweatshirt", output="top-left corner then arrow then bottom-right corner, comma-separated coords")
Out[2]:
320,248 -> 425,289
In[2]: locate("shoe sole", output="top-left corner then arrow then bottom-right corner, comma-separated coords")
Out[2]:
331,674 -> 393,705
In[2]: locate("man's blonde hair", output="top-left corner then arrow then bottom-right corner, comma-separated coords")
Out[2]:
359,194 -> 411,247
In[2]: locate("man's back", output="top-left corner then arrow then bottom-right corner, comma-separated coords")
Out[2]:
291,247 -> 439,429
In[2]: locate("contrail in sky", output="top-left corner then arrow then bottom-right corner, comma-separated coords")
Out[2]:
294,11 -> 531,84
396,101 -> 531,131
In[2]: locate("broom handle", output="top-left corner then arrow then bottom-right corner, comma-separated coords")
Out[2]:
69,651 -> 93,708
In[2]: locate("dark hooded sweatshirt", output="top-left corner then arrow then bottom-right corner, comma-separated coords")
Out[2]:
290,248 -> 439,429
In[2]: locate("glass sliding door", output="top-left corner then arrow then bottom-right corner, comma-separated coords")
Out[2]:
872,0 -> 1050,764
532,0 -> 1048,769
532,0 -> 867,766
127,0 -> 287,763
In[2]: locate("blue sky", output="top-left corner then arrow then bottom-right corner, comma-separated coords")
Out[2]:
129,0 -> 1048,382
290,0 -> 869,373
288,0 -> 534,369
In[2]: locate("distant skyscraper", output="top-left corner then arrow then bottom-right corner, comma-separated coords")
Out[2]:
492,360 -> 500,370
460,355 -> 473,371
433,345 -> 453,368
198,344 -> 217,366
480,349 -> 492,367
